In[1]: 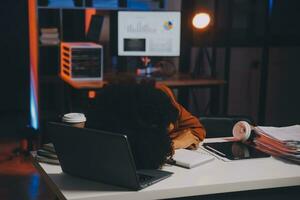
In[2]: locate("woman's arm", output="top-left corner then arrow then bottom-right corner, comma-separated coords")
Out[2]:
157,84 -> 206,149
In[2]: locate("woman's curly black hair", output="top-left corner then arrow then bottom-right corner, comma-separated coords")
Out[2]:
87,77 -> 179,169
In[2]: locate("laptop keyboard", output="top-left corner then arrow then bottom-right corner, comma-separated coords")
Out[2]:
138,174 -> 153,183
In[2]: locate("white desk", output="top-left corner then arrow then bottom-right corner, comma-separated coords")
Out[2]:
33,138 -> 300,200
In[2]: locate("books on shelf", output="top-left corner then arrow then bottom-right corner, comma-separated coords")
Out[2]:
40,33 -> 59,39
40,28 -> 60,45
40,39 -> 60,45
41,28 -> 58,33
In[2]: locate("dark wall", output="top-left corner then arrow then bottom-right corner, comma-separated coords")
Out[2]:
225,0 -> 300,125
184,0 -> 300,126
265,48 -> 300,126
270,0 -> 300,43
0,1 -> 30,136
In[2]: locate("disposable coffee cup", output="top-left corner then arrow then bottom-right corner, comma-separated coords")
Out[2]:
62,113 -> 86,128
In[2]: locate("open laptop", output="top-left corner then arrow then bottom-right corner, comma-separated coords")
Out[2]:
47,122 -> 173,190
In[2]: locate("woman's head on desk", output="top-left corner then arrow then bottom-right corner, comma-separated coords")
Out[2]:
87,77 -> 179,169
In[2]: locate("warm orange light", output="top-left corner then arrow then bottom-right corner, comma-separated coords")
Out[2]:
192,13 -> 211,29
88,90 -> 96,99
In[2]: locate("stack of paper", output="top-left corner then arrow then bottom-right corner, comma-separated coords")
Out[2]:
36,143 -> 60,165
253,125 -> 300,164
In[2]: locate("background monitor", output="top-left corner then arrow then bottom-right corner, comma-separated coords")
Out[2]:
118,11 -> 181,56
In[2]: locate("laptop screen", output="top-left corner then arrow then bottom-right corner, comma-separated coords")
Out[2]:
48,122 -> 140,189
47,122 -> 172,190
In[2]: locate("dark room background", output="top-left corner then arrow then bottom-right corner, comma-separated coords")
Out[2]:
0,0 -> 300,139
0,0 -> 30,137
182,0 -> 300,126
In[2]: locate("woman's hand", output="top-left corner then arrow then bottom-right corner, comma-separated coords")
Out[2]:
171,129 -> 200,150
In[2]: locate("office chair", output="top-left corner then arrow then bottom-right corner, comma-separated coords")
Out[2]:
199,116 -> 254,138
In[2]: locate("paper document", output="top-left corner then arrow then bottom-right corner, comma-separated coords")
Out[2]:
253,124 -> 300,164
229,121 -> 300,164
172,149 -> 214,168
256,125 -> 300,142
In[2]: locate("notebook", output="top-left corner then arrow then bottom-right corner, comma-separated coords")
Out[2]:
47,122 -> 173,190
171,149 -> 214,168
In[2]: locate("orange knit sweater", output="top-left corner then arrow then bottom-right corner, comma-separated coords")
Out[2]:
157,84 -> 206,142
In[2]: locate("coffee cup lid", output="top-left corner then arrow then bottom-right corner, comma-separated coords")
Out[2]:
62,113 -> 86,123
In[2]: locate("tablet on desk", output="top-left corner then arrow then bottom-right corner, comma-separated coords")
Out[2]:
203,141 -> 270,160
